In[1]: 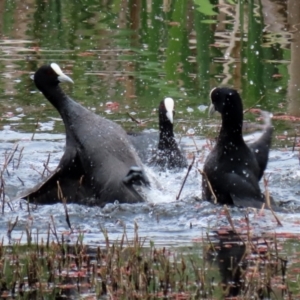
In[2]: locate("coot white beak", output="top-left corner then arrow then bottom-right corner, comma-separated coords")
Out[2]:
51,63 -> 74,84
208,87 -> 217,116
164,97 -> 174,124
208,103 -> 216,116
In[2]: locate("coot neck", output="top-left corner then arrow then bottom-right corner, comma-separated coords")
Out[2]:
159,120 -> 174,139
158,121 -> 176,149
40,84 -> 71,119
218,110 -> 244,144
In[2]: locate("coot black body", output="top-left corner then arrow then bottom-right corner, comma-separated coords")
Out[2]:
129,98 -> 187,170
19,63 -> 149,206
202,87 -> 273,209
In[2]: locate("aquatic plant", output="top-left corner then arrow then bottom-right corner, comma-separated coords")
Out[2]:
0,212 -> 297,300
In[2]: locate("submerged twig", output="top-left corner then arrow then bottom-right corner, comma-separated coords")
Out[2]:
30,165 -> 43,176
2,144 -> 19,179
263,176 -> 282,226
15,146 -> 24,169
64,202 -> 72,232
176,154 -> 195,200
191,136 -> 199,151
223,205 -> 236,233
57,181 -> 72,232
31,118 -> 39,141
243,96 -> 264,114
26,196 -> 31,215
25,218 -> 33,245
292,133 -> 297,152
127,112 -> 143,125
42,153 -> 51,178
0,143 -> 18,213
1,177 -> 5,215
17,176 -> 24,186
198,169 -> 217,204
50,215 -> 60,245
7,216 -> 19,243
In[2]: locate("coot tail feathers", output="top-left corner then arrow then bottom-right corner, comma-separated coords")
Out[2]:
123,166 -> 150,186
248,110 -> 273,180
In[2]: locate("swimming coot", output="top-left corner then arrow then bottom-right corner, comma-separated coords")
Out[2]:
202,87 -> 273,209
19,63 -> 150,206
129,97 -> 187,170
149,97 -> 187,169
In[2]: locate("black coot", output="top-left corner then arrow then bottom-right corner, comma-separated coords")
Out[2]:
149,98 -> 187,169
202,87 -> 273,209
129,97 -> 187,170
19,63 -> 149,206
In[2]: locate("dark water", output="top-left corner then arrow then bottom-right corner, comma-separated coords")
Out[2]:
0,0 -> 300,245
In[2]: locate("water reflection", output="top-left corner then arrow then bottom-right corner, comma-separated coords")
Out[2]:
0,1 -> 298,129
208,229 -> 289,298
208,231 -> 246,297
287,0 -> 300,117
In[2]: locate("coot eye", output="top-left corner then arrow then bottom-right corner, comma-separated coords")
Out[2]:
47,69 -> 56,76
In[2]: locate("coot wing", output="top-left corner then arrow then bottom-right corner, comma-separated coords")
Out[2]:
16,148 -> 92,205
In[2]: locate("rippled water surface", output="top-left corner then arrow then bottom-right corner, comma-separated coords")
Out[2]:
1,128 -> 300,246
0,0 -> 300,246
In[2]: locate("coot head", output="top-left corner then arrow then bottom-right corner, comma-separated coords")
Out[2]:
159,97 -> 174,125
33,63 -> 74,91
209,87 -> 243,120
128,97 -> 187,169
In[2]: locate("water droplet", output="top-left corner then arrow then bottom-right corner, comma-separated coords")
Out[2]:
198,105 -> 207,112
186,128 -> 195,135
